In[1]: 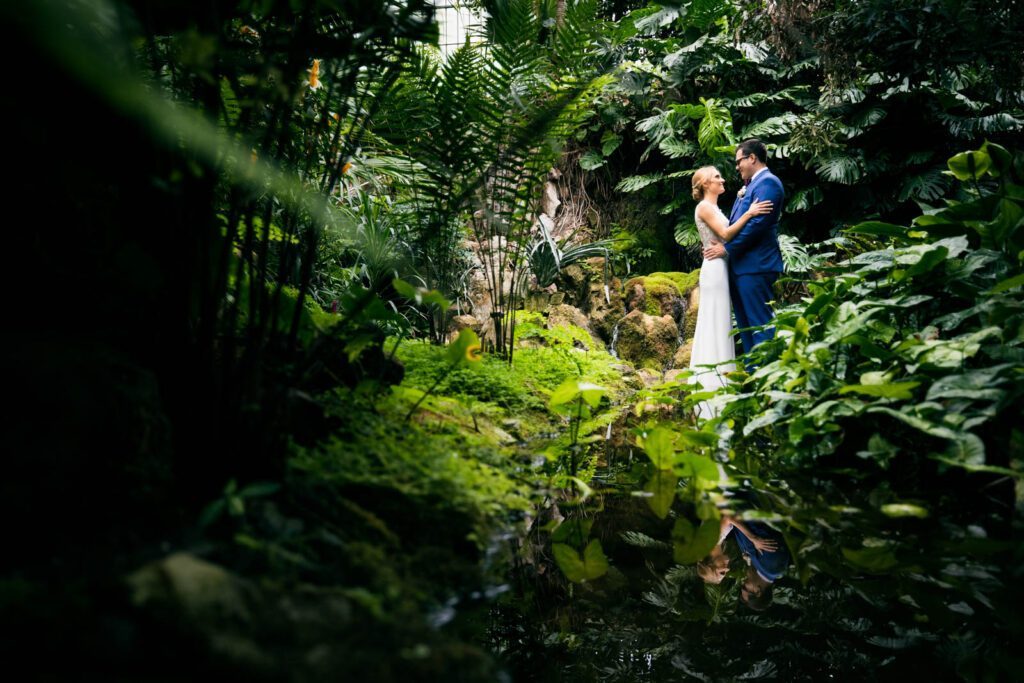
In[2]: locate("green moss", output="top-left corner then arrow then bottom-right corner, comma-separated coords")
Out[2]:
623,271 -> 700,315
649,270 -> 700,296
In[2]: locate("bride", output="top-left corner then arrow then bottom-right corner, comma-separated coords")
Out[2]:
688,166 -> 773,419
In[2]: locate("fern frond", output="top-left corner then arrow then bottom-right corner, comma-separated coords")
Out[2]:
620,530 -> 671,549
728,85 -> 811,108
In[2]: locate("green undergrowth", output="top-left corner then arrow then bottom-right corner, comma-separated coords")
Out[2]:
289,387 -> 535,548
395,315 -> 630,427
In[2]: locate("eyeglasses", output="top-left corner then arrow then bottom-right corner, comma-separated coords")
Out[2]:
734,154 -> 752,167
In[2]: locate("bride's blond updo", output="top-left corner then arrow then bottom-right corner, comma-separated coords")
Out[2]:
691,166 -> 717,201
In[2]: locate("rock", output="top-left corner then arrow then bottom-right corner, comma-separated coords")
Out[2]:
585,277 -> 624,343
636,367 -> 663,387
447,314 -> 482,342
624,271 -> 699,318
525,290 -> 551,312
673,340 -> 694,368
128,552 -> 252,623
541,180 -> 561,217
682,285 -> 700,342
561,264 -> 587,292
664,368 -> 688,383
612,309 -> 679,370
546,303 -> 603,349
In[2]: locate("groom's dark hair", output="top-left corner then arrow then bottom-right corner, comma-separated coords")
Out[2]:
737,139 -> 768,164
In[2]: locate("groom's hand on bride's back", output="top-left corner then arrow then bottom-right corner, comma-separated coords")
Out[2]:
703,242 -> 727,260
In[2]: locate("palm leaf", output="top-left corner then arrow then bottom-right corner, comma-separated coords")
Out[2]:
615,173 -> 664,192
815,154 -> 862,184
898,167 -> 950,202
786,186 -> 824,212
741,112 -> 803,139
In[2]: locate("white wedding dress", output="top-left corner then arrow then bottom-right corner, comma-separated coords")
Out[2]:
688,200 -> 736,419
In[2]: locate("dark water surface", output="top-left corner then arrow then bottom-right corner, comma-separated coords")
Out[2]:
482,432 -> 1022,682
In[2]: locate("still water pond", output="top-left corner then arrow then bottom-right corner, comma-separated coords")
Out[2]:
481,417 -> 1019,682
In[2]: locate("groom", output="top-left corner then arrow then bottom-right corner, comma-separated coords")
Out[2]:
703,138 -> 784,356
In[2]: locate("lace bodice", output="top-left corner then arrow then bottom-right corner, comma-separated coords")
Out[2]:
694,201 -> 727,249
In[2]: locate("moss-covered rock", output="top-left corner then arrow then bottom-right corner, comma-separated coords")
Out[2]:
546,304 -> 603,349
623,270 -> 699,317
612,309 -> 679,370
584,276 -> 625,343
681,285 -> 700,342
650,270 -> 700,295
673,339 -> 694,368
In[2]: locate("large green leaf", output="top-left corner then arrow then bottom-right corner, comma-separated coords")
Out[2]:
640,426 -> 677,470
845,221 -> 909,238
551,518 -> 593,546
838,382 -> 920,400
579,150 -> 606,170
672,518 -> 721,564
552,539 -> 610,583
615,173 -> 664,193
445,327 -> 483,366
644,471 -> 677,519
675,453 -> 721,488
842,545 -> 898,572
947,148 -> 992,180
550,378 -> 607,410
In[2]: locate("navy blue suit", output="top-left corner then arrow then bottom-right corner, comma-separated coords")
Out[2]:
726,169 -> 784,355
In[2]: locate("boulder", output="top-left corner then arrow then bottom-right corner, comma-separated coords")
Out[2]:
540,180 -> 561,218
635,367 -> 663,387
447,314 -> 482,343
664,368 -> 689,383
546,303 -> 603,349
673,340 -> 694,369
681,284 -> 700,342
584,276 -> 624,343
612,309 -> 679,370
624,271 -> 699,317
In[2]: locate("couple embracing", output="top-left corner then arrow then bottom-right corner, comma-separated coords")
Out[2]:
687,139 -> 785,417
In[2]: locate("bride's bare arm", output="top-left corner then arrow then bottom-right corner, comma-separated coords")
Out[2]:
697,199 -> 773,242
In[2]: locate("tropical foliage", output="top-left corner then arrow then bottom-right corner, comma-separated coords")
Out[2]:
7,0 -> 1024,680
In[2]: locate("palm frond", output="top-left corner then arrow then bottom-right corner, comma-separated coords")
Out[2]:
615,173 -> 663,192
741,112 -> 803,139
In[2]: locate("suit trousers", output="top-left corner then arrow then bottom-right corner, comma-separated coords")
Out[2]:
730,270 -> 778,358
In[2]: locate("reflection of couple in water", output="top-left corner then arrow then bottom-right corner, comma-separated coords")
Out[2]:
697,514 -> 790,611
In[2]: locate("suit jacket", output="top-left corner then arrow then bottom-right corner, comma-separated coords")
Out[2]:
726,169 -> 785,276
732,521 -> 790,582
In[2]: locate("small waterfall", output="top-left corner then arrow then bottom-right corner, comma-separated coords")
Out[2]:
609,320 -> 622,358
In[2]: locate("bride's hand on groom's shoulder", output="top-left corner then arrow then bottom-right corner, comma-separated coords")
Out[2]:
745,199 -> 773,217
